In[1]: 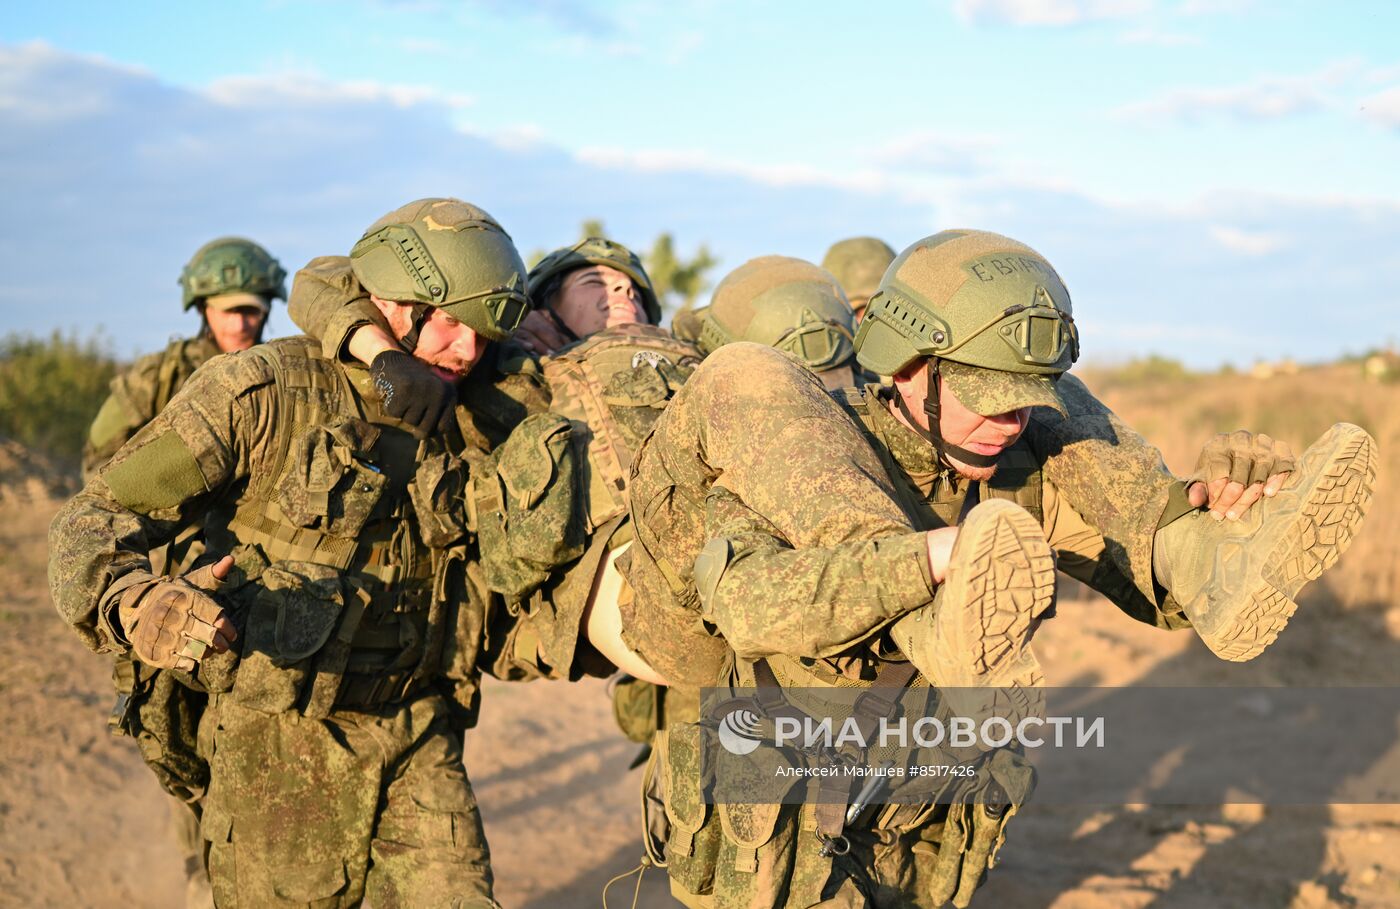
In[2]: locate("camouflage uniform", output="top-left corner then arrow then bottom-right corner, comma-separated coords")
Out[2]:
84,335 -> 223,479
621,343 -> 1187,907
51,201 -> 548,909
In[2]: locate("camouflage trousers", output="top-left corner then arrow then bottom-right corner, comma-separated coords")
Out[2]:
199,691 -> 497,909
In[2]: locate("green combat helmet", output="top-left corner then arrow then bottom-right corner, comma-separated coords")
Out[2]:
528,237 -> 661,325
854,229 -> 1078,468
698,255 -> 856,373
821,236 -> 895,314
349,198 -> 530,344
179,237 -> 287,311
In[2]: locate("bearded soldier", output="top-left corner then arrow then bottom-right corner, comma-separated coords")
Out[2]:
50,198 -> 551,909
821,236 -> 897,322
618,230 -> 1375,907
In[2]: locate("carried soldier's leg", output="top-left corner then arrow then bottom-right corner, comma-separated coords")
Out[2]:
890,499 -> 1055,704
1154,422 -> 1376,661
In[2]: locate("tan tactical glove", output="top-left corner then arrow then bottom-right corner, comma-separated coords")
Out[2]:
116,556 -> 237,672
1188,430 -> 1296,521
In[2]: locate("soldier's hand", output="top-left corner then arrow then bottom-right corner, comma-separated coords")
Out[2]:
1188,430 -> 1295,521
122,556 -> 238,672
512,309 -> 571,356
369,349 -> 458,439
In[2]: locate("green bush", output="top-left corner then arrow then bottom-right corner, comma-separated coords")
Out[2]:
0,331 -> 120,464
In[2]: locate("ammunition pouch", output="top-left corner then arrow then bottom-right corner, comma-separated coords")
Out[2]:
475,412 -> 584,600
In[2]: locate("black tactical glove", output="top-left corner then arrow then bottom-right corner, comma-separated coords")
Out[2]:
369,349 -> 458,440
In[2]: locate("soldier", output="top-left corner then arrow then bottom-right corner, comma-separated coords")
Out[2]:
283,235 -> 692,688
50,198 -> 549,909
822,236 -> 896,322
84,237 -> 286,478
618,230 -> 1375,907
694,255 -> 859,391
81,236 -> 285,908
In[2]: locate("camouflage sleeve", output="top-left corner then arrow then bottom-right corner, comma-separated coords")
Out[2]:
696,483 -> 934,660
629,345 -> 934,665
287,255 -> 391,362
49,352 -> 278,653
81,352 -> 164,479
1024,373 -> 1181,606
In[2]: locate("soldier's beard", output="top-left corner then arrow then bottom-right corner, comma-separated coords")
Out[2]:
946,457 -> 999,483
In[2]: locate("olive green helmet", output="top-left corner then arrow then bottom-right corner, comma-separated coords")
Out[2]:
699,256 -> 856,372
349,198 -> 530,343
854,230 -> 1078,379
179,237 -> 286,311
528,237 -> 661,324
821,236 -> 896,304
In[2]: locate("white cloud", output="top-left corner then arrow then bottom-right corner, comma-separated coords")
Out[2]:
1,42 -> 1398,368
868,131 -> 998,175
954,0 -> 1153,27
1117,75 -> 1329,123
1209,225 -> 1285,256
1174,0 -> 1252,15
1359,85 -> 1400,128
206,73 -> 473,110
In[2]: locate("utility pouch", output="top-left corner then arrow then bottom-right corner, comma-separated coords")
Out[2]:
110,654 -> 210,802
230,560 -> 346,714
663,722 -> 721,895
477,413 -> 584,599
610,675 -> 661,744
276,419 -> 386,537
408,448 -> 470,548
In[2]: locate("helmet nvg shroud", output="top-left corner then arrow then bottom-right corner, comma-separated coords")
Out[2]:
699,255 -> 856,373
350,198 -> 531,344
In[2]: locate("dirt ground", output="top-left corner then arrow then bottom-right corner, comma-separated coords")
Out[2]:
4,482 -> 1398,908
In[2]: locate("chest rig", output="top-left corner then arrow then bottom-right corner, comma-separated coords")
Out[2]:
205,337 -> 472,718
542,323 -> 702,534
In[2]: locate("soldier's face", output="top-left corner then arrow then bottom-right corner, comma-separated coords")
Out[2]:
894,363 -> 1031,481
551,264 -> 646,337
373,297 -> 485,381
410,310 -> 485,380
203,305 -> 267,353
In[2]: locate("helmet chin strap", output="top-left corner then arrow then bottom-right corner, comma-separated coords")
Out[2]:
399,303 -> 435,354
892,358 -> 1000,470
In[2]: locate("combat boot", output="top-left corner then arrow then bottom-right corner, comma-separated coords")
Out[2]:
891,498 -> 1055,719
1154,422 -> 1376,662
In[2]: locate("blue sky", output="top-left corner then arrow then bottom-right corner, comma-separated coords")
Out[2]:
2,0 -> 1397,365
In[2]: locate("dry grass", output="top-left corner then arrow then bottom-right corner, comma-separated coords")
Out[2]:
1078,361 -> 1397,611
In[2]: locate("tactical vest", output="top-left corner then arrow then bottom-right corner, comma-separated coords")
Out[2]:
542,323 -> 702,533
197,337 -> 474,720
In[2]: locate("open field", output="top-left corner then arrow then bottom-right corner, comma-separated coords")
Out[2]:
1,363 -> 1396,908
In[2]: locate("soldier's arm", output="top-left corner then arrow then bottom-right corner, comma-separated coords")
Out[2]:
694,484 -> 937,661
50,352 -> 275,653
287,255 -> 394,362
1041,477 -> 1190,630
1025,373 -> 1183,607
81,354 -> 164,479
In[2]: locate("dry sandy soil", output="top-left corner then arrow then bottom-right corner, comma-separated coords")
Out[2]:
2,446 -> 1397,908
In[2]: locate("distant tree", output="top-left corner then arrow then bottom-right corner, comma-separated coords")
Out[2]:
644,232 -> 717,312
